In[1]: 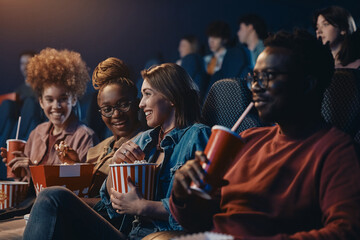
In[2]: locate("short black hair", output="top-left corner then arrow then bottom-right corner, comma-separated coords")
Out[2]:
264,29 -> 334,99
206,21 -> 231,41
238,14 -> 268,40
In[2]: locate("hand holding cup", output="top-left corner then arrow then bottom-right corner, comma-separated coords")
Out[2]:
189,126 -> 243,199
7,151 -> 31,182
5,139 -> 27,179
172,151 -> 207,200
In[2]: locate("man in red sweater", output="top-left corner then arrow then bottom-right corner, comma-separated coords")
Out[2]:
170,30 -> 360,239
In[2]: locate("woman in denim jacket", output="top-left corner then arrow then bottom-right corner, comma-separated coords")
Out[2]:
23,63 -> 210,240
101,63 -> 211,238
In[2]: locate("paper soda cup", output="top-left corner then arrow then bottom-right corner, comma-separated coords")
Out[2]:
0,181 -> 28,209
110,163 -> 157,200
6,139 -> 26,179
191,125 -> 244,199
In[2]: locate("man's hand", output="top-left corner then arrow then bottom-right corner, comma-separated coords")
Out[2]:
172,151 -> 207,200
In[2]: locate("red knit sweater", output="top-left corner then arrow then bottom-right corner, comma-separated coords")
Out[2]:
170,125 -> 360,239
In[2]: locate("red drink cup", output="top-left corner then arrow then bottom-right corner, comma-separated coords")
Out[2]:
6,139 -> 26,179
191,125 -> 244,199
110,163 -> 158,200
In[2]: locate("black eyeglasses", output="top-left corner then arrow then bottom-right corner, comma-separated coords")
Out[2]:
98,101 -> 132,118
245,71 -> 290,90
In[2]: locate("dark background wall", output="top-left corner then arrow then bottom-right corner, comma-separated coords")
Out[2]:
0,0 -> 359,95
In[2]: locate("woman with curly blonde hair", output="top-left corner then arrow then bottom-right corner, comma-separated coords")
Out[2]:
1,48 -> 99,181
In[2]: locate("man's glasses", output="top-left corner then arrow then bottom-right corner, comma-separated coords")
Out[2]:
98,101 -> 132,118
245,71 -> 290,90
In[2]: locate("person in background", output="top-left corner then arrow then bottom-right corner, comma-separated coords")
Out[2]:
176,35 -> 208,103
170,29 -> 360,239
237,14 -> 268,68
23,63 -> 210,240
203,21 -> 250,98
314,5 -> 360,69
176,35 -> 200,66
204,21 -> 231,76
1,48 -> 98,182
86,57 -> 144,198
15,50 -> 37,101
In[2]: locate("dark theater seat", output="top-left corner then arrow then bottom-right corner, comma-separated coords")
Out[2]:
201,78 -> 264,133
321,68 -> 360,143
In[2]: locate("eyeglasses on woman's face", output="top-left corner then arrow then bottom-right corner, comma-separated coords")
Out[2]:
98,101 -> 132,118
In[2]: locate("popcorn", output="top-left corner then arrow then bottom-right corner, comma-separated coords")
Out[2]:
134,160 -> 147,164
119,160 -> 147,164
54,141 -> 69,157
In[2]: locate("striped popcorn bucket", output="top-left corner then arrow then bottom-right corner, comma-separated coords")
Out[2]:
0,181 -> 28,209
109,163 -> 157,200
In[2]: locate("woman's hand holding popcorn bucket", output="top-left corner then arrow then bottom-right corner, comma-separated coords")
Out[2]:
108,140 -> 157,215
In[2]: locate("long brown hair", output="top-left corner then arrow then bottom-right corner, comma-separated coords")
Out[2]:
141,63 -> 200,128
313,6 -> 358,66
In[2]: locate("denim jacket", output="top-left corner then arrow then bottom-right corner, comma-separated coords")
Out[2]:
100,123 -> 211,231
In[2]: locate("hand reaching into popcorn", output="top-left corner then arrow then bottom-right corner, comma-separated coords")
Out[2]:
54,141 -> 80,164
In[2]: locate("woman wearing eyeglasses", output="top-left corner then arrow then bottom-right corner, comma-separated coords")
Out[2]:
23,63 -> 210,240
86,57 -> 144,197
100,63 -> 210,239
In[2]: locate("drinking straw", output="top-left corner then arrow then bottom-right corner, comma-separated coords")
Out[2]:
231,102 -> 254,132
15,116 -> 21,140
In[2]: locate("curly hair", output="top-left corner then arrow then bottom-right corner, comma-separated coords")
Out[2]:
26,48 -> 90,97
92,57 -> 131,90
141,63 -> 200,128
92,57 -> 137,100
264,29 -> 334,101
